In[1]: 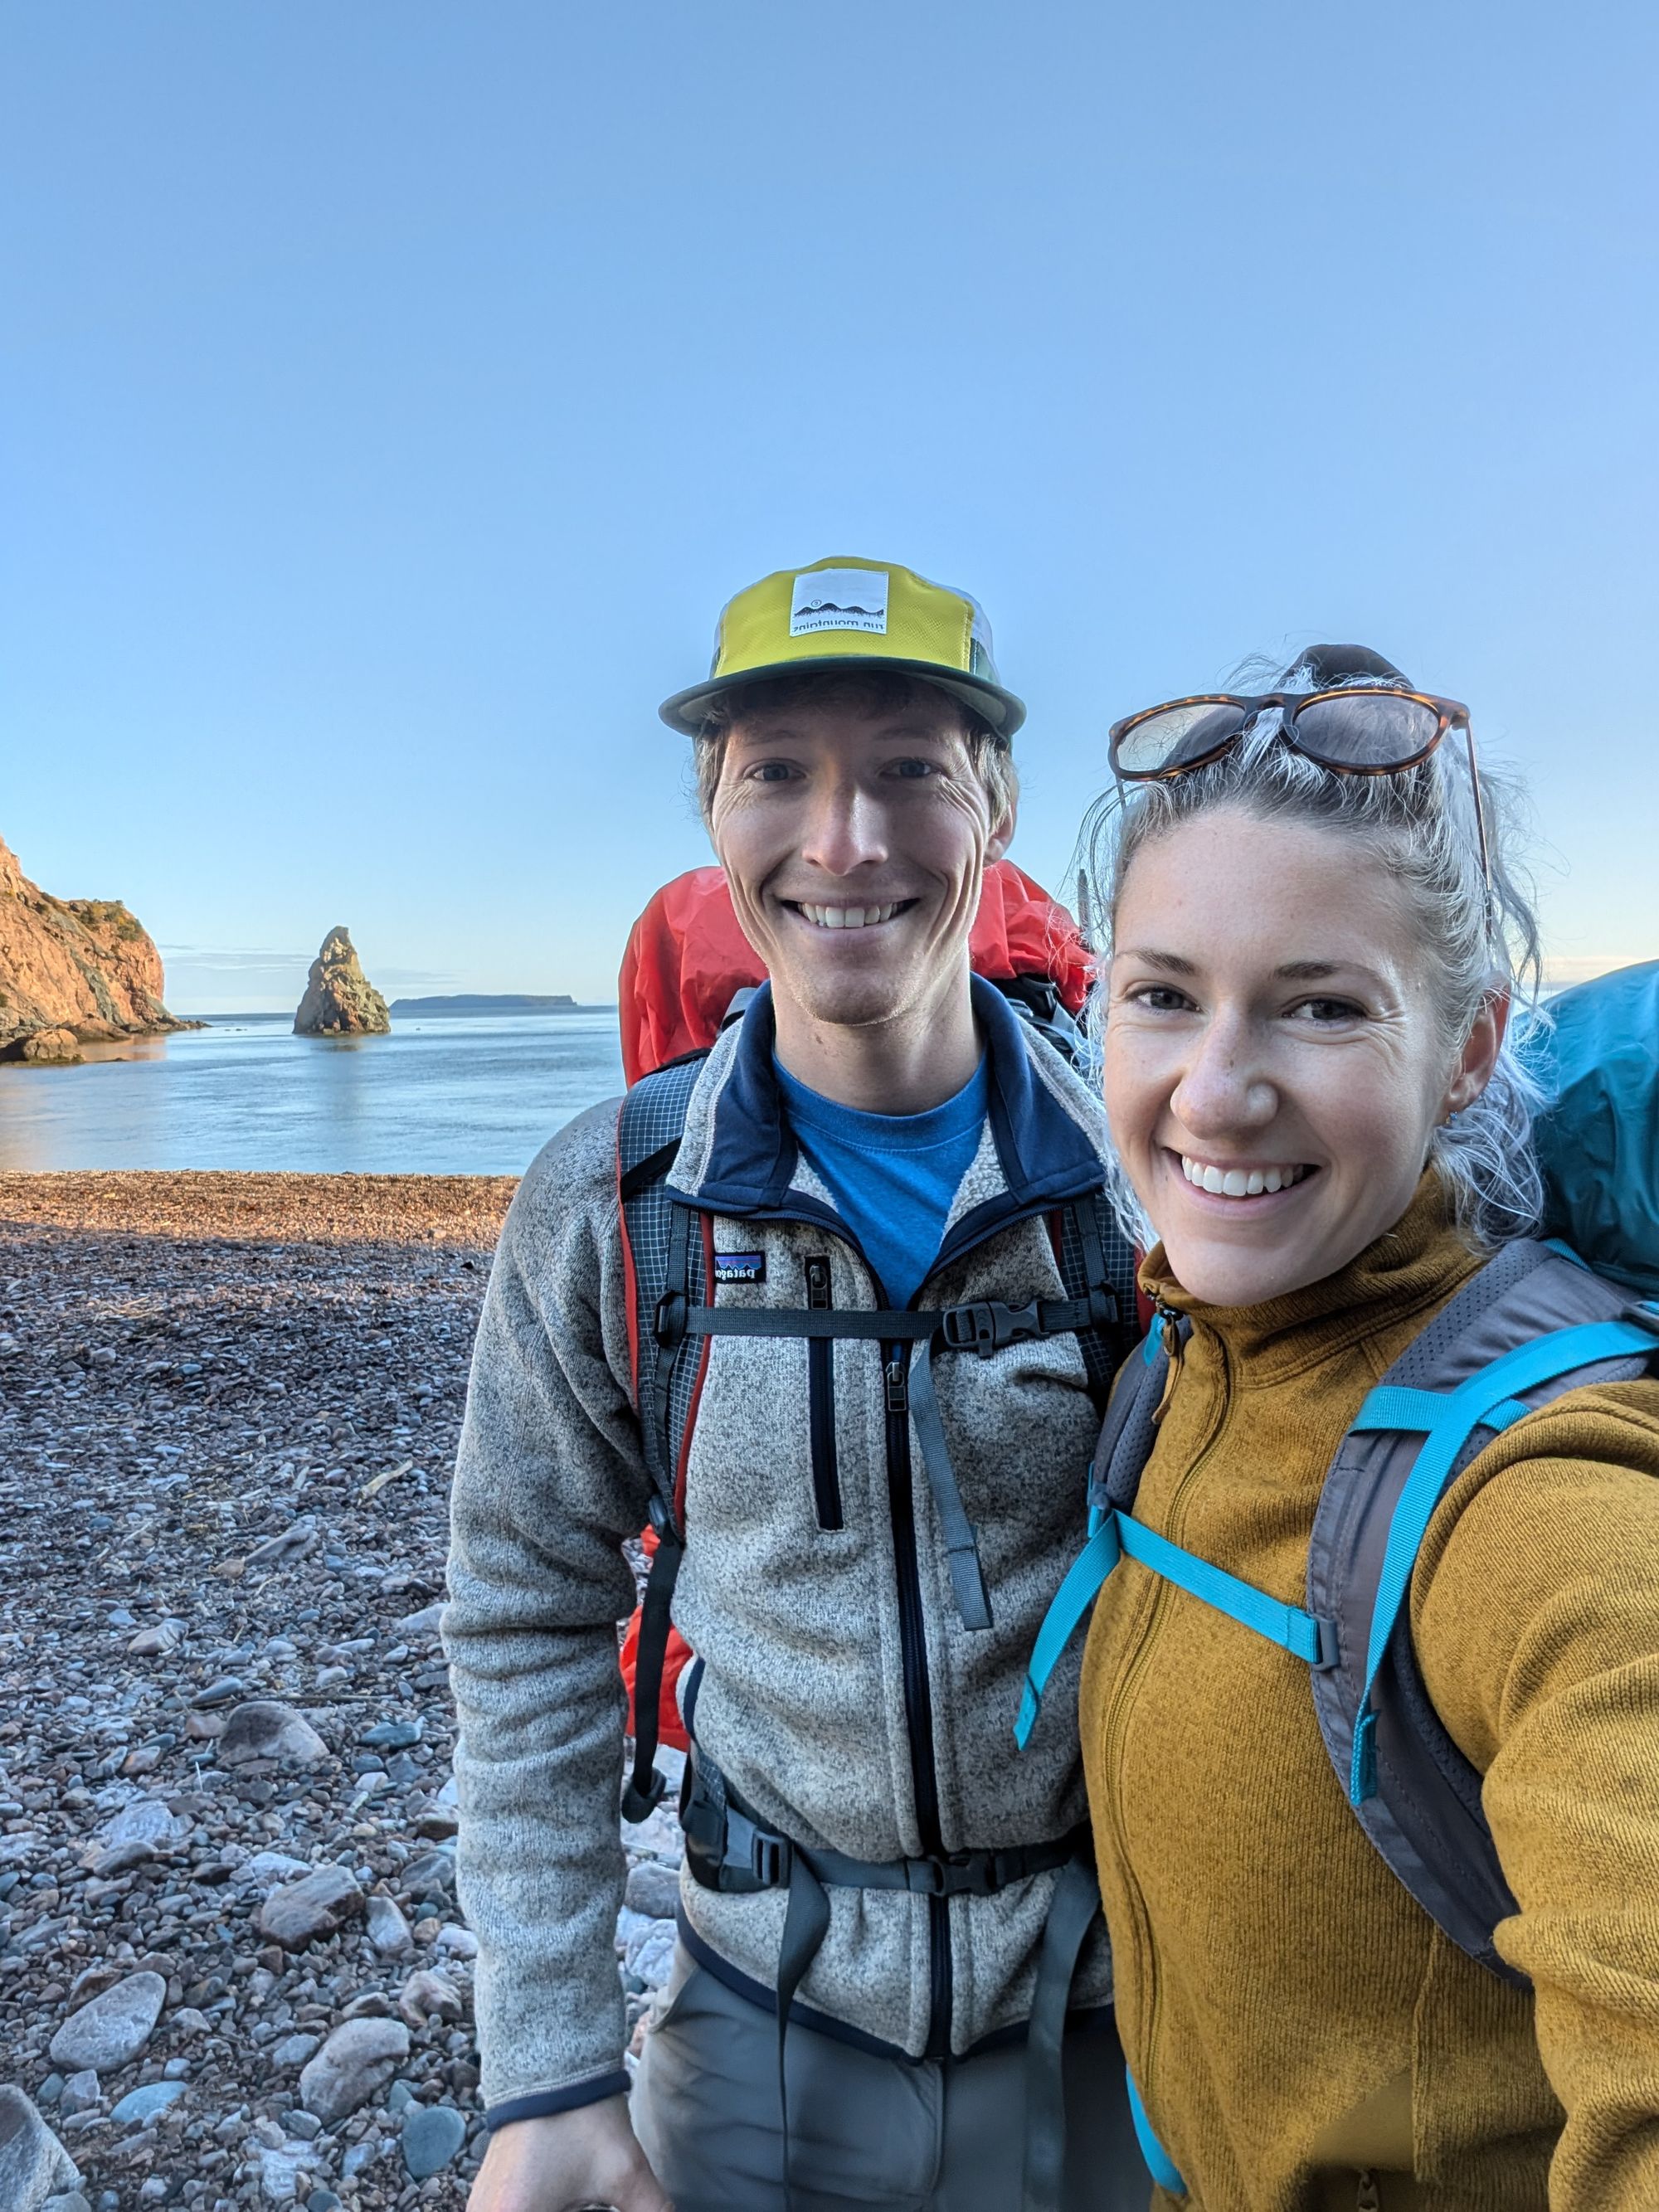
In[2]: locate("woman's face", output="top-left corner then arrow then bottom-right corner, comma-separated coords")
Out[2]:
1104,807 -> 1501,1307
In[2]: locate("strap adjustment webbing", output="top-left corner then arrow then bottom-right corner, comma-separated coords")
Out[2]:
1016,1508 -> 1337,1749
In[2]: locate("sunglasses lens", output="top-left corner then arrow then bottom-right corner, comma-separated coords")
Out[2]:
1292,693 -> 1439,769
1115,702 -> 1245,776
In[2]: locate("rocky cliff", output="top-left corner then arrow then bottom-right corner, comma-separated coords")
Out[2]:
0,831 -> 187,1063
294,926 -> 392,1036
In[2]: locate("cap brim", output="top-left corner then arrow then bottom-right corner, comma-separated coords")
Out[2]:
659,657 -> 1026,740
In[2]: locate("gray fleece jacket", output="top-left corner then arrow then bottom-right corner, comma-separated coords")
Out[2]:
444,980 -> 1131,2123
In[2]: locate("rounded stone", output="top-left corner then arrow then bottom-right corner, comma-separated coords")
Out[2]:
0,2087 -> 82,2205
218,1700 -> 330,1769
109,2081 -> 188,2126
256,1864 -> 364,1950
48,1972 -> 167,2073
401,2103 -> 468,2179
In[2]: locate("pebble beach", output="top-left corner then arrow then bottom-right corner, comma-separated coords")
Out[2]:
0,1172 -> 684,2211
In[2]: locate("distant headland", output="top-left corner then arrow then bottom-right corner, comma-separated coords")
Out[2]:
390,994 -> 579,1015
0,828 -> 197,1063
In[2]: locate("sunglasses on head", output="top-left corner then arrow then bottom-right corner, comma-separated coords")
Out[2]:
1107,685 -> 1491,896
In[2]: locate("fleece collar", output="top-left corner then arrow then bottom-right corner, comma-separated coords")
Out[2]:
668,975 -> 1108,1223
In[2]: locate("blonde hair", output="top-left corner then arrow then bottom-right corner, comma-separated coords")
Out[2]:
1079,654 -> 1546,1253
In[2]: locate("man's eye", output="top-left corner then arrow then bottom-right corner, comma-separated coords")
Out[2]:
747,761 -> 799,784
1127,985 -> 1193,1014
888,758 -> 937,780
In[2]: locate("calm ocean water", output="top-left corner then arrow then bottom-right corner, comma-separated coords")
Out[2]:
0,1010 -> 626,1175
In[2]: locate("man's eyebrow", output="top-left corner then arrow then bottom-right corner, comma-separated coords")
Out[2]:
1117,949 -> 1198,975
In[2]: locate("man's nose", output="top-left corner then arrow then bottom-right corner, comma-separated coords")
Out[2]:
799,777 -> 889,877
1170,1015 -> 1277,1135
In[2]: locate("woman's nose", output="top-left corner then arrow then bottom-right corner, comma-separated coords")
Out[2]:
1170,1019 -> 1277,1135
800,780 -> 889,876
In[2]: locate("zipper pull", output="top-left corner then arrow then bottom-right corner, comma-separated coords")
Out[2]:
885,1355 -> 908,1415
1355,2173 -> 1380,2212
1151,1305 -> 1184,1425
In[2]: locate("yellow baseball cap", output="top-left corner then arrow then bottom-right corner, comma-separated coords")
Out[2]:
659,555 -> 1026,739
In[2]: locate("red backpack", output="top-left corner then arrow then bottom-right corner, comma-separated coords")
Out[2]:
615,863 -> 1097,1761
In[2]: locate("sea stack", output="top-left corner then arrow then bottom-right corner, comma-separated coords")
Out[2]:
294,926 -> 392,1036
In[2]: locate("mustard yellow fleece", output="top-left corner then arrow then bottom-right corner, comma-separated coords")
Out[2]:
1078,1180 -> 1659,2212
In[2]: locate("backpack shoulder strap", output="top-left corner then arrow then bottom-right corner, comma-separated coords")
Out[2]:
1014,1332 -> 1170,1747
1308,1238 -> 1659,1980
616,1053 -> 711,1821
617,1053 -> 710,1498
1052,1193 -> 1142,1411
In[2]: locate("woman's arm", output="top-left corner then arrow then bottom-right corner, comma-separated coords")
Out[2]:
1415,1378 -> 1659,2211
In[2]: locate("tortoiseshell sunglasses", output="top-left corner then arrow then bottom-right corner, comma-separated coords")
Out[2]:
1107,686 -> 1491,894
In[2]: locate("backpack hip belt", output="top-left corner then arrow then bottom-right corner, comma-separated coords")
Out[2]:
681,1748 -> 1100,2212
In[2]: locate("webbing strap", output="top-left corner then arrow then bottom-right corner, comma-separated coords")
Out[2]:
907,1338 -> 993,1631
1113,1514 -> 1336,1669
1345,1315 -> 1659,1805
1016,1519 -> 1121,1748
774,1860 -> 830,2212
1015,1509 -> 1335,1748
1126,2069 -> 1186,2198
1021,1854 -> 1101,2212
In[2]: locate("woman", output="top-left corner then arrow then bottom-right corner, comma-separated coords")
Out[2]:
1068,645 -> 1659,2209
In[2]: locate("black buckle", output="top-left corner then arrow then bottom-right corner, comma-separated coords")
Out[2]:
750,1831 -> 791,1888
654,1290 -> 688,1347
1624,1300 -> 1659,1339
905,1851 -> 999,1898
941,1299 -> 1044,1358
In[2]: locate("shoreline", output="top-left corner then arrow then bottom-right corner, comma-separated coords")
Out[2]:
0,1171 -> 519,1248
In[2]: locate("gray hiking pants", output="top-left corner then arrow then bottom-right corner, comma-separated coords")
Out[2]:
631,1948 -> 1155,2212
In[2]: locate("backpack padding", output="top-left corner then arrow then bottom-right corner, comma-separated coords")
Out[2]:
617,1056 -> 711,1497
1306,1241 -> 1657,1981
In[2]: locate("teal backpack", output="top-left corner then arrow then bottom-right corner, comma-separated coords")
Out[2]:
1019,960 -> 1659,2198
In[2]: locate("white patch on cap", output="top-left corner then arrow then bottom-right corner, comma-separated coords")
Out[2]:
789,568 -> 890,638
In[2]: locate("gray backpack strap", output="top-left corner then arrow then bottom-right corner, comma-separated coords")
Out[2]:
616,1055 -> 709,1819
1307,1239 -> 1658,1979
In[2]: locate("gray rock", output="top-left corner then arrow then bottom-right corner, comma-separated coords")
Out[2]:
125,1618 -> 184,1657
57,2076 -> 100,2120
625,1858 -> 682,1919
104,1797 -> 178,1851
41,2195 -> 92,2212
256,2142 -> 315,2204
240,1850 -> 314,1893
297,2016 -> 410,2125
245,1519 -> 319,1568
109,2080 -> 187,2126
397,1969 -> 464,2030
399,1847 -> 455,1898
48,1971 -> 167,2073
218,1701 -> 330,1769
189,1675 -> 245,1708
0,2087 -> 82,2209
270,2032 -> 322,2069
257,1864 -> 364,1949
365,1893 -> 412,1958
361,1718 -> 422,1749
393,1602 -> 444,1640
433,1922 -> 477,1958
401,2103 -> 467,2179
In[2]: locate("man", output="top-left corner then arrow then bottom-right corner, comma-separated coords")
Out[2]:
448,557 -> 1149,2211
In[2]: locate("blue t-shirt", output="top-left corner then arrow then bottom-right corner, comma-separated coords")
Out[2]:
773,1056 -> 990,1307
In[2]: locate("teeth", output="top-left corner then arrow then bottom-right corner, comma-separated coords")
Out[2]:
1180,1155 -> 1309,1198
799,902 -> 901,930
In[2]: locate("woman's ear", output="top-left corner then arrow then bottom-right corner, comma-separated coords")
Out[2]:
1444,987 -> 1508,1117
986,794 -> 1019,866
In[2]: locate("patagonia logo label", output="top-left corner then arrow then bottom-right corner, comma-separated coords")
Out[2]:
713,1251 -> 766,1285
790,567 -> 889,637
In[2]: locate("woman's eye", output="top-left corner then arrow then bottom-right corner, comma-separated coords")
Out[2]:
1126,984 -> 1194,1014
888,757 -> 937,780
747,761 -> 800,784
1291,996 -> 1365,1024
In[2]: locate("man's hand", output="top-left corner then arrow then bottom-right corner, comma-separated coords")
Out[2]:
467,2096 -> 673,2212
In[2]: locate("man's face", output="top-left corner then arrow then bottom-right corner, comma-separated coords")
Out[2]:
708,694 -> 1014,1034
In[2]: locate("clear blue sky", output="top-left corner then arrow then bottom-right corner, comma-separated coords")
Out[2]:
3,1 -> 1655,1013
